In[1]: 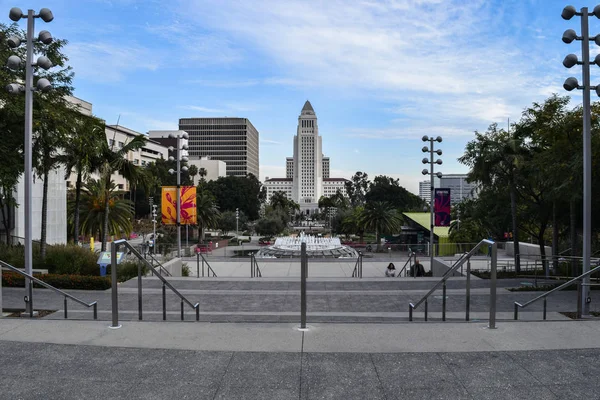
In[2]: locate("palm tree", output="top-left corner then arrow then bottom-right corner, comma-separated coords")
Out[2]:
72,178 -> 134,240
60,114 -> 105,245
196,190 -> 220,242
360,202 -> 402,251
188,164 -> 198,186
98,128 -> 147,250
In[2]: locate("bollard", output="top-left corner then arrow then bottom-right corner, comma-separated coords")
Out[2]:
300,243 -> 307,329
138,262 -> 143,320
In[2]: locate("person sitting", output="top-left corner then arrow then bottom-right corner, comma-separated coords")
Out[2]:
410,259 -> 426,277
385,262 -> 396,277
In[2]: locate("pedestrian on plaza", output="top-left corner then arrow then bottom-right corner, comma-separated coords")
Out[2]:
385,262 -> 396,277
411,259 -> 425,277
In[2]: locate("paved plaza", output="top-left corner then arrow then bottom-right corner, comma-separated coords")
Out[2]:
3,257 -> 600,399
1,319 -> 600,399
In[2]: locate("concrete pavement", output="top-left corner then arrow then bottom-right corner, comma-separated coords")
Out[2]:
1,319 -> 600,399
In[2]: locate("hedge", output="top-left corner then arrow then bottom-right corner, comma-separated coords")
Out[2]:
1,272 -> 111,290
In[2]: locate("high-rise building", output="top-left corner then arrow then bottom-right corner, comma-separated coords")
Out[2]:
439,174 -> 478,206
419,175 -> 477,206
178,117 -> 259,178
264,101 -> 348,213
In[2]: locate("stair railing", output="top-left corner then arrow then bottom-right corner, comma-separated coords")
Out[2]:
0,259 -> 98,320
250,253 -> 262,277
196,252 -> 217,277
351,251 -> 363,278
408,239 -> 497,328
514,263 -> 600,320
110,239 -> 199,328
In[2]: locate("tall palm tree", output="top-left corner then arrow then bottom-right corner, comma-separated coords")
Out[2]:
72,178 -> 134,240
98,128 -> 147,250
60,114 -> 105,245
188,164 -> 198,186
196,190 -> 220,242
360,202 -> 402,251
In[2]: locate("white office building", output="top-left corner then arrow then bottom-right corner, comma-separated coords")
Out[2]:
264,101 -> 348,213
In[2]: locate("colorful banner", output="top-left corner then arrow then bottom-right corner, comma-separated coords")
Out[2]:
434,188 -> 451,227
161,186 -> 197,225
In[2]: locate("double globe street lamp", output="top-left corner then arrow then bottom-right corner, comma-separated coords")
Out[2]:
422,136 -> 443,271
168,132 -> 189,258
5,6 -> 54,315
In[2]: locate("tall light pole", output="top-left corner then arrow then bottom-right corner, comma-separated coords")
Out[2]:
421,135 -> 443,271
6,6 -> 54,315
236,208 -> 239,238
152,204 -> 157,255
168,132 -> 189,257
561,4 -> 600,316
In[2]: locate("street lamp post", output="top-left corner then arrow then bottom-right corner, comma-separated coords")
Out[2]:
152,204 -> 157,255
421,136 -> 443,272
168,132 -> 189,258
236,208 -> 239,239
6,6 -> 54,315
561,4 -> 600,316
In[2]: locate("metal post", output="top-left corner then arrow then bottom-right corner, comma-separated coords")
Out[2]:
577,280 -> 583,319
442,281 -> 446,321
23,10 -> 35,316
424,299 -> 428,321
409,304 -> 413,321
28,282 -> 33,318
162,282 -> 166,321
176,136 -> 181,258
64,297 -> 67,319
514,303 -> 519,320
196,253 -> 199,278
429,138 -> 434,275
581,7 -> 592,317
466,259 -> 471,321
202,256 -> 205,277
152,206 -> 157,255
543,297 -> 547,320
195,305 -> 199,321
93,303 -> 97,320
111,242 -> 120,328
138,262 -> 142,320
181,300 -> 184,321
489,242 -> 498,329
300,242 -> 307,329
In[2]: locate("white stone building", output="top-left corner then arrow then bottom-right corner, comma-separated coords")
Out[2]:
264,101 -> 348,214
188,156 -> 227,185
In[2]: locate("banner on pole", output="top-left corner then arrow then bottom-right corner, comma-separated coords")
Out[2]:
161,186 -> 197,225
434,188 -> 451,227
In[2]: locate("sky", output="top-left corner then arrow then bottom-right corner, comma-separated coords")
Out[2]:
1,0 -> 595,194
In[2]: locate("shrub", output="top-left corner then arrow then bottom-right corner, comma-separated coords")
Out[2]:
107,261 -> 148,282
182,263 -> 190,277
1,272 -> 110,290
44,245 -> 99,276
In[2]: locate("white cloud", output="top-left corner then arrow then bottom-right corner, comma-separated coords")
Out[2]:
261,139 -> 284,145
180,105 -> 225,113
172,0 -> 559,130
67,42 -> 159,82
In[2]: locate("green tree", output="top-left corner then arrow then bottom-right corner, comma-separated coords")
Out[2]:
196,190 -> 220,242
344,171 -> 369,207
97,128 -> 147,250
60,114 -> 105,245
72,178 -> 134,240
205,174 -> 262,219
359,202 -> 402,251
365,175 -> 425,211
188,164 -> 198,185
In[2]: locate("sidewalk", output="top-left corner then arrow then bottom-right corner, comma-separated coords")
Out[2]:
1,319 -> 600,399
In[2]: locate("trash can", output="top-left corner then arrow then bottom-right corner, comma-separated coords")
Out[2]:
99,264 -> 107,277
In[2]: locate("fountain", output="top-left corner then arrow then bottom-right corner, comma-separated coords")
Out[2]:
255,232 -> 357,258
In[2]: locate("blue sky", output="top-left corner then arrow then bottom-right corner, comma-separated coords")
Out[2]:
1,0 -> 594,194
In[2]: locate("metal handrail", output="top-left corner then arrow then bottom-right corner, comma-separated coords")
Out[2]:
351,252 -> 363,278
0,259 -> 98,319
514,263 -> 600,320
409,239 -> 498,328
110,239 -> 199,327
196,252 -> 217,277
146,253 -> 172,277
397,252 -> 414,277
250,253 -> 262,278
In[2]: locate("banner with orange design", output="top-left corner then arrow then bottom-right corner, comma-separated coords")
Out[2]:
161,186 -> 197,225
